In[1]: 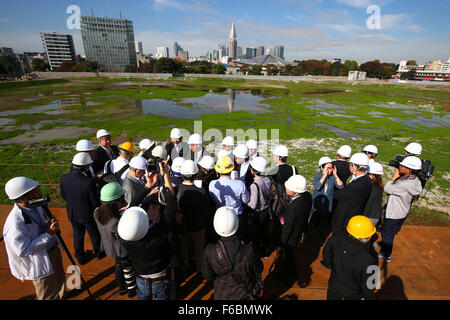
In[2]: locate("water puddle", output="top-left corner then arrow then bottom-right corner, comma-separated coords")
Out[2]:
314,123 -> 360,138
133,89 -> 275,118
0,102 -> 62,116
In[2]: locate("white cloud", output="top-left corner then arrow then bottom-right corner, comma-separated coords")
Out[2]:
381,14 -> 424,32
336,0 -> 392,8
0,18 -> 11,23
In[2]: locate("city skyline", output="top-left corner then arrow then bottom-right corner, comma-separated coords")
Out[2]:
0,0 -> 449,64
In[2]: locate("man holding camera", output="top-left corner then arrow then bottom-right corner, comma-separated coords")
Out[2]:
122,156 -> 160,208
375,156 -> 422,262
3,177 -> 65,300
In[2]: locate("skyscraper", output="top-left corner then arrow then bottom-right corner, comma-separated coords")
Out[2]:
40,32 -> 76,70
135,41 -> 143,54
156,47 -> 169,58
178,50 -> 189,61
274,45 -> 285,60
228,22 -> 237,60
173,41 -> 183,58
80,16 -> 137,72
256,46 -> 265,57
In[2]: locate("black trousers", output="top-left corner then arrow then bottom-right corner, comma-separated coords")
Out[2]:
71,221 -> 101,262
326,286 -> 361,300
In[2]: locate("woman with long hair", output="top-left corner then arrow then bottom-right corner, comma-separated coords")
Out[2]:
94,182 -> 136,298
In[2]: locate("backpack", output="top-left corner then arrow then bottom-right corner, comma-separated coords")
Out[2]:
267,176 -> 289,220
101,160 -> 130,185
215,239 -> 264,300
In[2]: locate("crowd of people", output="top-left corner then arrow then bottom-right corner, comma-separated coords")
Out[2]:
2,127 -> 426,300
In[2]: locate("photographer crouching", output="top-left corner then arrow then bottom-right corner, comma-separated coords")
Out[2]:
375,157 -> 423,263
3,177 -> 65,300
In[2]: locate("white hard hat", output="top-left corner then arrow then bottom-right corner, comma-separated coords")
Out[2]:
400,156 -> 422,170
96,129 -> 110,140
76,139 -> 94,152
188,133 -> 202,145
349,152 -> 369,166
222,136 -> 234,146
129,156 -> 147,171
170,128 -> 182,139
152,145 -> 167,159
118,206 -> 149,241
363,145 -> 378,155
217,149 -> 232,160
139,139 -> 155,152
250,156 -> 268,173
213,206 -> 239,237
368,162 -> 384,175
318,156 -> 333,167
405,142 -> 422,156
233,144 -> 249,159
246,139 -> 258,150
285,175 -> 307,193
5,176 -> 39,200
337,145 -> 352,158
180,160 -> 199,176
273,145 -> 289,157
198,155 -> 215,170
72,152 -> 93,166
171,157 -> 185,174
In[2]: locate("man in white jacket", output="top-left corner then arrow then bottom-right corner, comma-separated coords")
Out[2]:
3,177 -> 65,300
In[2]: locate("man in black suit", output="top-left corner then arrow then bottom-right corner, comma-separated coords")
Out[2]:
91,129 -> 120,175
60,153 -> 103,265
276,175 -> 312,284
165,128 -> 189,166
267,145 -> 298,186
332,145 -> 352,186
332,153 -> 372,234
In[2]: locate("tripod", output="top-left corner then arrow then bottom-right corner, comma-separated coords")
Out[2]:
28,197 -> 95,300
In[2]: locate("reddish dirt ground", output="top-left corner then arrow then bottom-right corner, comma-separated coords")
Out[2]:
0,204 -> 448,300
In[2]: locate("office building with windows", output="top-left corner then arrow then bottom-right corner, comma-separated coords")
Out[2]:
40,32 -> 76,70
80,16 -> 137,72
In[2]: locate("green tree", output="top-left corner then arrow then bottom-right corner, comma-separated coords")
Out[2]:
54,60 -> 76,72
406,60 -> 417,66
154,57 -> 185,73
248,64 -> 262,75
32,58 -> 50,72
212,63 -> 226,74
139,62 -> 155,73
124,64 -> 137,73
344,60 -> 358,71
72,60 -> 99,72
401,70 -> 417,80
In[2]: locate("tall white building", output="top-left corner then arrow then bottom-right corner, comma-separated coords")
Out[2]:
228,22 -> 237,59
40,32 -> 76,70
156,47 -> 169,59
135,41 -> 143,54
441,58 -> 450,72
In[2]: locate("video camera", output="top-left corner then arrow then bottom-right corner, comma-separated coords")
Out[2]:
389,155 -> 434,186
27,196 -> 51,208
146,157 -> 164,173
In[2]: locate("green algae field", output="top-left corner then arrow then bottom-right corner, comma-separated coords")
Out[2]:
0,77 -> 449,225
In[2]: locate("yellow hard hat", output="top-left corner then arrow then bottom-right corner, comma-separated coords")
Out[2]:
215,156 -> 234,174
346,215 -> 376,239
119,141 -> 136,154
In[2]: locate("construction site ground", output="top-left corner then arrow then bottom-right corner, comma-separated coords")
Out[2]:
0,205 -> 448,301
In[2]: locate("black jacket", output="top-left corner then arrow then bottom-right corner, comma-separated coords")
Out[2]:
91,145 -> 119,174
201,235 -> 263,300
321,232 -> 378,300
121,220 -> 172,276
177,183 -> 211,233
279,192 -> 312,248
269,163 -> 298,186
363,184 -> 383,220
332,174 -> 372,233
60,171 -> 100,224
332,160 -> 352,186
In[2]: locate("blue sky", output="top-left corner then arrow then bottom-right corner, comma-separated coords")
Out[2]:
0,0 -> 449,63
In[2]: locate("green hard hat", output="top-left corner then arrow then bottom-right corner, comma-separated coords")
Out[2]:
100,182 -> 125,202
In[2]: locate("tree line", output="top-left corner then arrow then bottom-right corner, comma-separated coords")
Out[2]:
1,56 -> 402,79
